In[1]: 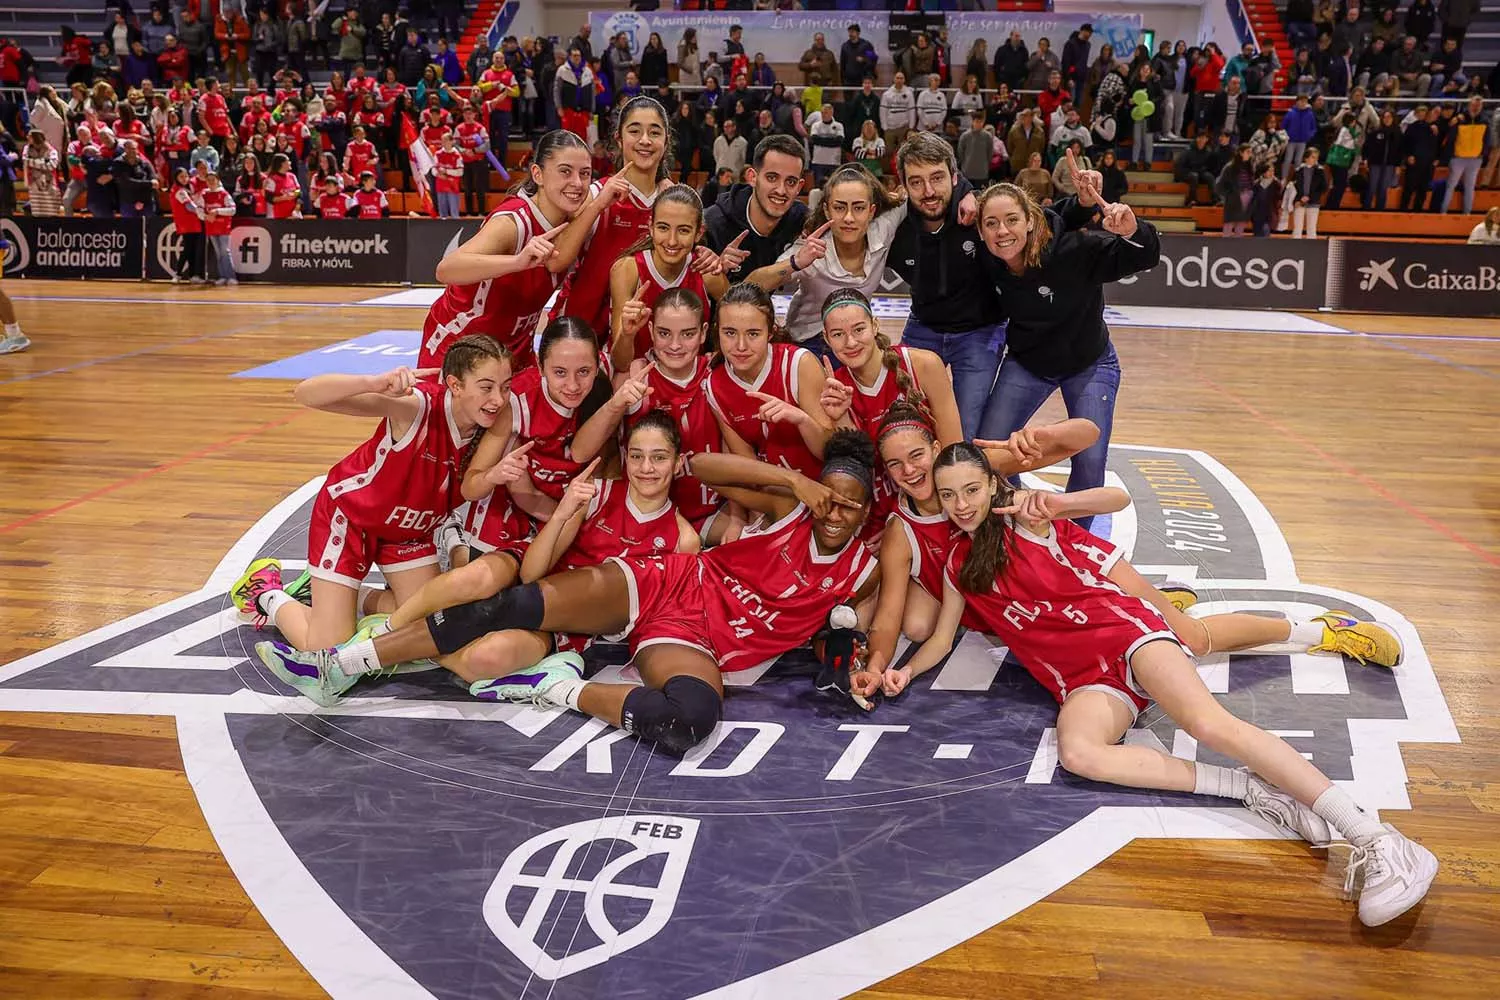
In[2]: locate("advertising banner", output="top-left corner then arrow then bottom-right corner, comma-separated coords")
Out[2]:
591,11 -> 879,66
1105,234 -> 1329,310
145,218 -> 408,284
942,14 -> 1142,77
1327,238 -> 1500,317
0,216 -> 144,280
404,219 -> 483,285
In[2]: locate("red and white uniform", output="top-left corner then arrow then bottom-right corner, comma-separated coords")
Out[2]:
626,354 -> 722,526
168,185 -> 202,233
378,82 -> 406,112
456,120 -> 489,163
464,487 -> 536,561
420,117 -> 451,150
348,74 -> 377,101
277,115 -> 312,160
353,187 -> 388,219
610,505 -> 875,669
944,519 -> 1178,717
318,192 -> 354,218
434,148 -> 463,193
888,498 -> 983,630
558,478 -> 681,573
344,137 -> 378,178
419,190 -> 568,369
479,66 -> 517,114
353,108 -> 387,134
265,172 -> 301,219
706,342 -> 823,480
308,382 -> 472,588
838,346 -> 922,539
201,90 -> 231,138
157,124 -> 193,158
503,365 -> 588,500
201,187 -> 235,236
553,180 -> 657,337
624,250 -> 708,361
239,107 -> 272,143
114,118 -> 148,153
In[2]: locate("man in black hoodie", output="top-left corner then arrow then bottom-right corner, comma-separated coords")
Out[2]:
703,134 -> 809,284
993,31 -> 1029,92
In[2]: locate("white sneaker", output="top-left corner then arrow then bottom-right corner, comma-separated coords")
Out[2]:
0,333 -> 31,355
189,275 -> 205,284
1242,776 -> 1334,847
226,277 -> 239,286
170,274 -> 182,284
214,278 -> 228,286
1346,824 -> 1438,926
432,511 -> 465,560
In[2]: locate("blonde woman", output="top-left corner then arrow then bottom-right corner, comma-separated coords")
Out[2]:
1468,207 -> 1500,245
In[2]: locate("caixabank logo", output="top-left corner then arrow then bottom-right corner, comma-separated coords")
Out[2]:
0,446 -> 1458,1000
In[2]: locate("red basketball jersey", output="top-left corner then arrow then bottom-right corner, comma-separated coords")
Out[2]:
705,343 -> 822,480
626,250 -> 708,361
353,188 -> 388,219
420,191 -> 567,370
464,485 -> 536,556
558,478 -> 682,571
888,498 -> 985,630
320,381 -> 471,541
507,365 -> 587,501
554,180 -> 657,337
626,354 -> 722,523
838,347 -> 923,542
703,505 -> 877,671
943,518 -> 1170,706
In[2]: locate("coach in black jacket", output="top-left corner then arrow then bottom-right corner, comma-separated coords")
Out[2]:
704,134 -> 810,284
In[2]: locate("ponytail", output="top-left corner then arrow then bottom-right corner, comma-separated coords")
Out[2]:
933,443 -> 1016,594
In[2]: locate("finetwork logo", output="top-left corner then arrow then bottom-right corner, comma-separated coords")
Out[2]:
1358,257 -> 1399,292
279,233 -> 390,256
484,815 -> 700,980
233,225 -> 274,274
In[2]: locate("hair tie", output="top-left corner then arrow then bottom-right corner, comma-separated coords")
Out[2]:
821,456 -> 874,498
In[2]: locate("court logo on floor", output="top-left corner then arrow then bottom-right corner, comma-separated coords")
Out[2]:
0,447 -> 1459,1000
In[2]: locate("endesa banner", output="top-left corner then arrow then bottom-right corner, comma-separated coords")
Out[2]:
1327,238 -> 1500,317
1105,235 -> 1330,310
0,216 -> 144,280
145,218 -> 408,284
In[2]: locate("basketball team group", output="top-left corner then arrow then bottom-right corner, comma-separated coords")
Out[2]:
231,96 -> 1436,928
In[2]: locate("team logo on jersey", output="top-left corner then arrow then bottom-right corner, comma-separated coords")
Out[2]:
0,447 -> 1458,999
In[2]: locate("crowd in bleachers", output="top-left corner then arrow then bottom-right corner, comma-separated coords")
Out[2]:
0,1 -> 1495,231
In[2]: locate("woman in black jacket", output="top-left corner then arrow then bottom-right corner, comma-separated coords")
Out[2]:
973,166 -> 1160,523
673,99 -> 699,181
1215,143 -> 1256,235
1361,109 -> 1402,210
1097,148 -> 1129,203
639,32 -> 669,89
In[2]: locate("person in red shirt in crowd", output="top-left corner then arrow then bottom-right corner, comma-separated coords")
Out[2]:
455,104 -> 490,216
308,95 -> 347,157
60,26 -> 92,87
278,105 -> 313,163
200,170 -> 238,286
158,108 -> 194,178
349,62 -> 377,102
317,175 -> 355,219
115,106 -> 150,157
478,56 -> 519,170
236,152 -> 268,216
353,171 -> 388,218
265,152 -> 302,219
190,158 -> 213,196
62,123 -> 93,215
324,71 -> 350,116
239,95 -> 272,143
420,104 -> 451,147
201,78 -> 233,153
434,132 -> 465,218
352,94 -> 387,163
0,36 -> 23,87
343,124 -> 379,184
377,68 -> 406,113
1188,43 -> 1226,133
158,32 -> 190,83
167,166 -> 206,284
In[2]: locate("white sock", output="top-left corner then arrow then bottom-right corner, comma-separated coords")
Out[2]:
544,677 -> 586,711
256,589 -> 296,623
1312,786 -> 1385,846
1289,619 -> 1325,647
1192,763 -> 1251,800
3,322 -> 19,338
336,638 -> 381,677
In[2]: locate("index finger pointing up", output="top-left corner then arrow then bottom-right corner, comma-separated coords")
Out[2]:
820,355 -> 837,378
811,220 -> 833,239
540,222 -> 567,241
726,230 -> 749,250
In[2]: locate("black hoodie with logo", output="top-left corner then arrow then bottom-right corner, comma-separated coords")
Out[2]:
703,182 -> 810,284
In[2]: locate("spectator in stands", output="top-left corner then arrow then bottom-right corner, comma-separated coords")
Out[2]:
1441,94 -> 1490,214
396,29 -> 428,87
1392,35 -> 1431,95
672,28 -> 699,88
1327,42 -> 1355,98
22,130 -> 62,217
1006,106 -> 1046,174
701,165 -> 733,208
903,32 -> 938,89
994,31 -> 1028,92
853,119 -> 885,175
714,118 -> 749,179
1051,138 -> 1090,197
80,141 -> 117,218
638,32 -> 668,88
114,140 -> 156,217
435,38 -> 464,87
1049,108 -> 1089,163
841,25 -> 876,87
1207,75 -> 1249,144
1290,146 -> 1327,237
1480,105 -> 1500,189
1250,160 -> 1283,236
121,41 -> 153,89
1037,70 -> 1066,133
1015,150 -> 1053,204
1060,23 -> 1092,105
1189,44 -> 1225,131
1362,108 -> 1402,210
251,10 -> 285,90
1281,92 -> 1317,179
1154,40 -> 1188,140
1331,8 -> 1369,60
1324,111 -> 1361,209
673,100 -> 699,181
1097,148 -> 1128,203
1407,0 -> 1438,47
966,38 -> 990,89
1176,131 -> 1218,206
881,70 -> 916,151
1355,36 -> 1392,92
952,74 -> 984,119
332,9 -> 366,77
435,0 -> 464,43
1289,48 -> 1319,97
844,77 -> 880,144
1129,62 -> 1164,169
0,130 -> 20,218
916,75 -> 948,134
60,26 -> 94,87
1025,37 -> 1059,91
1248,113 -> 1288,173
569,22 -> 593,63
1441,0 -> 1478,45
1216,143 -> 1256,236
1401,103 -> 1440,210
1286,0 -> 1317,52
696,75 -> 723,117
603,32 -> 636,94
956,111 -> 991,188
216,10 -> 251,91
1427,37 -> 1466,96
1467,206 -> 1500,244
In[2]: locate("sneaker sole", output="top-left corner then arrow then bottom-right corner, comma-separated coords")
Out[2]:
1375,621 -> 1405,667
256,645 -> 341,708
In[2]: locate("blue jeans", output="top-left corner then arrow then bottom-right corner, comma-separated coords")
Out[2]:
977,343 -> 1121,530
797,334 -> 839,367
900,318 -> 1006,440
437,191 -> 461,218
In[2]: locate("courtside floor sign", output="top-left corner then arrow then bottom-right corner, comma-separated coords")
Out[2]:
0,445 -> 1457,999
235,329 -> 420,379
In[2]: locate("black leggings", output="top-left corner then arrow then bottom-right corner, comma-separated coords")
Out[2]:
463,159 -> 488,216
176,231 -> 204,279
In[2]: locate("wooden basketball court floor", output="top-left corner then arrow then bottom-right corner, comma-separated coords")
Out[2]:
0,279 -> 1497,999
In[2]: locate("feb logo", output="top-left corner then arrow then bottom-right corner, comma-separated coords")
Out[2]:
0,446 -> 1458,998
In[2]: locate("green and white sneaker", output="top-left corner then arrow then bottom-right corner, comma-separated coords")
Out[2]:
254,640 -> 359,707
283,567 -> 314,606
469,652 -> 585,705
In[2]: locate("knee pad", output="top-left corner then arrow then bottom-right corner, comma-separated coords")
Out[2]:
621,675 -> 723,758
426,582 -> 545,655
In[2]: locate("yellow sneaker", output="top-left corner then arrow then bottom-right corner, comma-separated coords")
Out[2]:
230,557 -> 282,626
1310,612 -> 1403,668
1160,583 -> 1199,612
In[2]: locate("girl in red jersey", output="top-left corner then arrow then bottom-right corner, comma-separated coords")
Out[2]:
166,167 -> 205,284
616,286 -> 742,544
705,282 -> 832,481
257,432 -> 879,760
606,183 -> 729,370
871,443 -> 1435,928
351,171 -> 388,218
231,336 -> 513,652
235,153 -> 268,217
342,124 -> 379,182
422,130 -> 596,370
264,152 -> 301,219
316,175 -> 354,218
199,170 -> 237,286
549,96 -> 673,337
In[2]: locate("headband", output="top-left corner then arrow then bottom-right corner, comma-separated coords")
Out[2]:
822,295 -> 874,321
821,456 -> 874,498
877,416 -> 936,442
